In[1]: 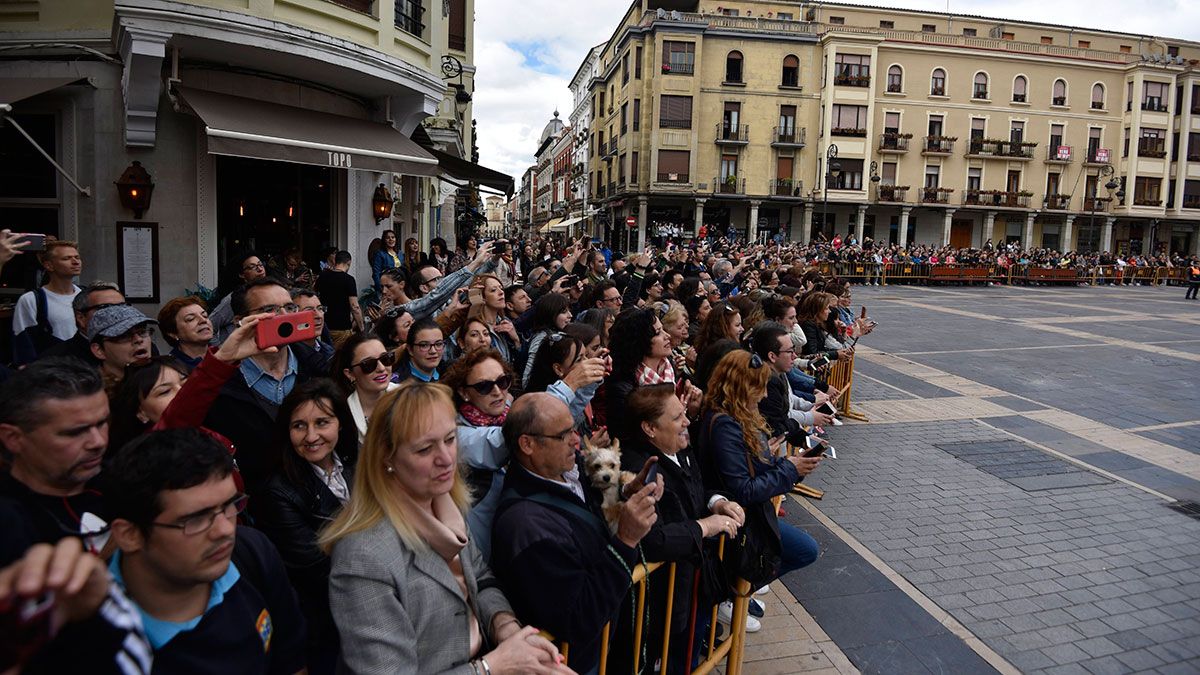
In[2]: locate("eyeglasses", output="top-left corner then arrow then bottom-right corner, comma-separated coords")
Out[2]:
601,293 -> 621,304
353,351 -> 397,373
526,426 -> 577,443
250,303 -> 300,315
108,326 -> 155,344
83,301 -> 129,314
422,274 -> 444,287
466,374 -> 512,395
302,305 -> 329,314
151,494 -> 248,536
242,262 -> 265,272
414,339 -> 446,352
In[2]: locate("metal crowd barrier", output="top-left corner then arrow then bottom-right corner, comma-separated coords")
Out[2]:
548,536 -> 752,675
822,351 -> 867,422
880,263 -> 930,285
1158,268 -> 1188,286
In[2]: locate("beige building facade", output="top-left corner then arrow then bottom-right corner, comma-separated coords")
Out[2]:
586,0 -> 1200,256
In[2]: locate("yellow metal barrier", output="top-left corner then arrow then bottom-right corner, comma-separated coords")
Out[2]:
1159,268 -> 1188,286
880,262 -> 930,286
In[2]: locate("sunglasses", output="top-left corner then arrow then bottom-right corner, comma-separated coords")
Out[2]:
466,374 -> 513,395
352,351 -> 397,373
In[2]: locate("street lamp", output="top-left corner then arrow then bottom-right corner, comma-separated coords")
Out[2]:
822,144 -> 840,241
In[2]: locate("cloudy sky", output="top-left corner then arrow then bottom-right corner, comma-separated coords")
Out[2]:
473,0 -> 1200,182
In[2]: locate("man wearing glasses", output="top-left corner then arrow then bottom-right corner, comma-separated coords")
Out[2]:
105,428 -> 306,674
290,288 -> 334,372
41,281 -> 126,366
204,278 -> 316,495
208,252 -> 268,344
87,305 -> 157,393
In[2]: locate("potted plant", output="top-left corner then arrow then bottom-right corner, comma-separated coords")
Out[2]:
662,64 -> 672,73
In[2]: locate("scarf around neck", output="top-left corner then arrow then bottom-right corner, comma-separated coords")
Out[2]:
636,358 -> 676,386
459,401 -> 510,427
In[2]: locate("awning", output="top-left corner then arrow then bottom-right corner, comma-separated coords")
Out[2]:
557,215 -> 585,229
539,217 -> 564,232
411,126 -> 515,196
0,77 -> 82,107
177,86 -> 438,176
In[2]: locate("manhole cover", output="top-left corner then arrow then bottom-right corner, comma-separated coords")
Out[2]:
1167,501 -> 1200,521
935,440 -> 1110,492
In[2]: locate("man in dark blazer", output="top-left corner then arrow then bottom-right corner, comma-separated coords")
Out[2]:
491,394 -> 661,674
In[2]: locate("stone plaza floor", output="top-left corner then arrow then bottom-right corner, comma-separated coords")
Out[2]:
743,283 -> 1200,675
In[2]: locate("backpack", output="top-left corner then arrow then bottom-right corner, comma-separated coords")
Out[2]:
13,288 -> 64,365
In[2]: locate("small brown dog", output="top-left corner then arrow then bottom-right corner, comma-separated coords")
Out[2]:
581,438 -> 636,535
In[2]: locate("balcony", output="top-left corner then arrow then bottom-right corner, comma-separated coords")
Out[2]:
930,87 -> 946,97
714,176 -> 746,195
1091,101 -> 1105,110
831,127 -> 867,138
1141,101 -> 1169,113
834,74 -> 871,87
1083,197 -> 1112,212
394,0 -> 426,37
662,62 -> 694,75
1137,139 -> 1167,158
920,187 -> 954,204
772,179 -> 803,197
1045,194 -> 1071,210
1012,93 -> 1027,103
886,82 -> 902,93
922,135 -> 956,155
962,190 -> 1032,208
716,123 -> 750,145
1083,149 -> 1111,166
656,172 -> 690,184
877,185 -> 909,203
1052,96 -> 1067,106
772,127 -> 806,147
967,139 -> 1036,159
878,132 -> 911,153
1002,141 -> 1037,159
1045,146 -> 1072,163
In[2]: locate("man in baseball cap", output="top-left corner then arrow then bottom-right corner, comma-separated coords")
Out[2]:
87,305 -> 156,390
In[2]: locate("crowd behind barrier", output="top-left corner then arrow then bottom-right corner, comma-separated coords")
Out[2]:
0,226 -> 1194,675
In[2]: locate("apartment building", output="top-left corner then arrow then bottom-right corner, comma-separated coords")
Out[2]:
570,45 -> 605,231
584,0 -> 1200,256
0,0 -> 512,305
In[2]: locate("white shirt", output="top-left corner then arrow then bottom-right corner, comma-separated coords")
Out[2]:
11,285 -> 79,340
348,383 -> 400,445
311,454 -> 350,503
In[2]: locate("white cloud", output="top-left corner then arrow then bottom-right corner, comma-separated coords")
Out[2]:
472,0 -> 1200,183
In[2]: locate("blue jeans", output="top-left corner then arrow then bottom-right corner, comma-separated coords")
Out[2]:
787,366 -> 817,402
779,521 -> 820,576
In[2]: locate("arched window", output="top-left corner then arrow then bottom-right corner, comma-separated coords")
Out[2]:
725,51 -> 743,83
930,68 -> 946,96
887,65 -> 903,92
973,72 -> 989,99
1013,75 -> 1027,102
1091,83 -> 1105,109
781,55 -> 799,87
1053,79 -> 1067,106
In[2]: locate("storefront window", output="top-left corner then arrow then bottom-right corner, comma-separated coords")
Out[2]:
0,113 -> 59,290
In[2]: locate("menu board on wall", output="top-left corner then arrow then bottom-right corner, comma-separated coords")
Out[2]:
117,222 -> 160,303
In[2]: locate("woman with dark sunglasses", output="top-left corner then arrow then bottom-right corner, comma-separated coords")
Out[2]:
331,333 -> 399,443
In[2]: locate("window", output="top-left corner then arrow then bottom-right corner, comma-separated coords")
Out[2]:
1134,177 -> 1162,205
831,104 -> 868,135
1052,79 -> 1067,106
720,154 -> 738,180
1040,36 -> 1054,45
967,167 -> 982,192
1123,127 -> 1130,157
924,165 -> 940,188
618,154 -> 626,183
973,72 -> 989,99
884,111 -> 900,134
931,68 -> 946,96
622,53 -> 629,85
632,99 -> 640,131
1006,169 -> 1022,192
1120,45 -> 1131,53
928,114 -> 944,137
1173,132 -> 1180,159
1002,32 -> 1015,40
1049,124 -> 1064,151
621,102 -> 628,135
1046,172 -> 1061,197
657,150 -> 689,182
779,105 -> 797,140
881,162 -> 897,185
1091,83 -> 1105,109
922,24 -> 936,32
1168,45 -> 1180,57
781,55 -> 800,87
1012,75 -> 1027,102
598,91 -> 605,113
777,156 -> 794,182
829,16 -> 845,25
1010,121 -> 1025,143
1189,132 -> 1200,160
962,28 -> 977,37
887,65 -> 903,92
1088,127 -> 1102,158
635,47 -> 642,79
719,8 -> 739,16
1078,40 -> 1091,49
970,118 -> 985,150
631,152 -> 638,183
396,0 -> 427,38
659,95 -> 692,129
832,158 -> 864,190
880,20 -> 894,29
1139,128 -> 1166,157
834,53 -> 870,85
722,102 -> 741,139
1143,81 -> 1168,111
725,51 -> 744,83
662,41 -> 695,75
1177,85 -> 1184,116
777,12 -> 793,20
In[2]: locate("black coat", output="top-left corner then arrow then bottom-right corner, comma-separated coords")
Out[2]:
760,372 -> 800,438
799,321 -> 840,360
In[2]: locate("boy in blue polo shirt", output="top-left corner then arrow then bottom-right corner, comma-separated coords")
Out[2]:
104,429 -> 307,675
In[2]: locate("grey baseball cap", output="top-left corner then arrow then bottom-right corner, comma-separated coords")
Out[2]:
87,305 -> 157,343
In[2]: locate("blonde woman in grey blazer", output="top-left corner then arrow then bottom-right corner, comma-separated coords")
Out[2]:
320,382 -> 573,675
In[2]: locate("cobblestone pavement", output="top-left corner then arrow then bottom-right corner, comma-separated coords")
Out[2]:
773,284 -> 1200,675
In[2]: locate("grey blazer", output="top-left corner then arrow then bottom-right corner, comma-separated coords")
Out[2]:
329,518 -> 513,674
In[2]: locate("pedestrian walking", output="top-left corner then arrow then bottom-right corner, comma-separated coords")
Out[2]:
1186,258 -> 1200,300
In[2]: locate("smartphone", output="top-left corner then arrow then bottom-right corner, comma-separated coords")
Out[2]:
560,274 -> 578,285
809,354 -> 831,370
467,287 -> 483,304
803,436 -> 827,458
254,310 -> 317,350
644,461 -> 660,487
12,233 -> 46,252
0,592 -> 56,671
817,400 -> 844,426
493,240 -> 509,255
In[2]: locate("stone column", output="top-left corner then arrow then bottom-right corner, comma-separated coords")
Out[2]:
941,209 -> 957,247
1024,212 -> 1037,249
1062,215 -> 1076,252
898,207 -> 912,248
855,205 -> 867,244
637,197 -> 648,251
1192,224 -> 1200,257
789,205 -> 805,242
1101,217 -> 1115,252
983,211 -> 996,246
693,198 -> 706,238
801,205 -> 815,244
748,200 -> 761,243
